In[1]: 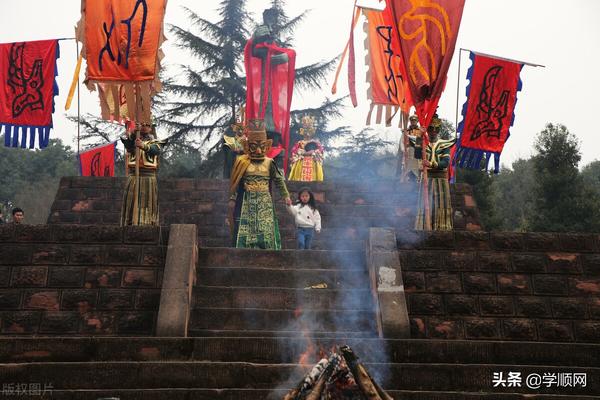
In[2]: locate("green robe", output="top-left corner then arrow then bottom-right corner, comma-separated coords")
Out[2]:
230,156 -> 289,249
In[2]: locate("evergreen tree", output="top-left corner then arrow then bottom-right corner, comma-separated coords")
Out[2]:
529,123 -> 600,232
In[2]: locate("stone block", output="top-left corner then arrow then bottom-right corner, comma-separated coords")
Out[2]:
142,246 -> 166,266
444,251 -> 475,270
122,269 -> 156,288
477,252 -> 511,272
463,273 -> 497,294
52,225 -> 90,243
0,245 -> 32,265
445,295 -> 478,316
421,231 -> 454,249
512,253 -> 546,273
70,245 -> 104,264
464,318 -> 500,339
14,225 -> 53,242
534,275 -> 569,295
490,232 -> 524,250
402,271 -> 425,292
87,226 -> 123,243
81,312 -> 116,334
454,231 -> 490,250
480,296 -> 514,316
546,253 -> 582,274
559,233 -> 598,253
39,311 -> 80,333
537,320 -> 574,342
135,289 -> 161,310
502,318 -> 537,340
410,317 -> 426,338
106,246 -> 142,265
0,290 -> 22,309
98,289 -> 135,310
425,272 -> 462,293
0,311 -> 41,334
426,318 -> 464,339
574,321 -> 600,342
124,226 -> 160,243
409,294 -> 443,315
117,311 -> 155,334
61,289 -> 98,312
523,233 -> 560,251
0,267 -> 9,287
22,290 -> 59,311
497,274 -> 532,294
402,251 -> 442,270
515,296 -> 551,317
85,267 -> 122,288
48,267 -> 85,287
581,254 -> 600,275
10,266 -> 48,287
551,298 -> 588,319
568,277 -> 600,296
0,225 -> 14,242
31,245 -> 68,264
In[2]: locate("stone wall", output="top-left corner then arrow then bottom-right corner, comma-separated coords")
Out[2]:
0,224 -> 167,335
398,231 -> 600,342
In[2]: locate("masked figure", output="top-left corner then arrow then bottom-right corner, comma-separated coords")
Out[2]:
228,119 -> 291,249
288,116 -> 324,182
401,114 -> 423,181
120,122 -> 167,226
410,115 -> 455,230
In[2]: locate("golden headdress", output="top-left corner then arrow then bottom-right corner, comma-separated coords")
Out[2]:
299,115 -> 316,139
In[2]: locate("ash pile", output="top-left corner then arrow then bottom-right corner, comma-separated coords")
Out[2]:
283,345 -> 393,400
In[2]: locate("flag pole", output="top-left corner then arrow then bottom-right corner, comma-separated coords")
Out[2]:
455,48 -> 464,133
76,39 -> 81,154
462,48 -> 545,68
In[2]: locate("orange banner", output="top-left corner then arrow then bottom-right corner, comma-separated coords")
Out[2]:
364,8 -> 411,112
84,0 -> 166,82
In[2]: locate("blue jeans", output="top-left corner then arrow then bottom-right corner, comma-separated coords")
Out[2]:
296,227 -> 314,249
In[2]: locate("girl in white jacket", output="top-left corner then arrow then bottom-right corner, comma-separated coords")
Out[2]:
287,187 -> 321,249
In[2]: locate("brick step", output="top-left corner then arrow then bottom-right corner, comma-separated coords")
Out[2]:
1,362 -> 597,395
16,389 -> 600,400
196,267 -> 370,289
197,248 -> 366,269
187,329 -> 379,338
2,338 -> 599,366
197,237 -> 366,250
189,308 -> 378,332
192,286 -> 374,311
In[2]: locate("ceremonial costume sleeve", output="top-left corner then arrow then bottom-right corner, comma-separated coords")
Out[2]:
270,160 -> 290,199
121,135 -> 136,154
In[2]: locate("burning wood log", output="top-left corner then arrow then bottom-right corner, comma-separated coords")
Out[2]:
340,346 -> 393,400
282,346 -> 392,400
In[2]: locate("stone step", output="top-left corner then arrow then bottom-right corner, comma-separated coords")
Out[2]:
192,286 -> 374,311
196,267 -> 370,289
187,329 -> 379,338
14,389 -> 600,400
2,338 -> 598,367
197,248 -> 366,269
198,237 -> 366,250
188,308 -> 378,333
1,362 -> 597,395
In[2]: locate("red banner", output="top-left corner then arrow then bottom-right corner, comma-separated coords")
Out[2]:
388,0 -> 465,127
0,39 -> 59,148
454,52 -> 523,173
244,39 -> 296,172
78,142 -> 117,177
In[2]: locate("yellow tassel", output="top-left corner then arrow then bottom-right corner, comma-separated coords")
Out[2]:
65,52 -> 83,111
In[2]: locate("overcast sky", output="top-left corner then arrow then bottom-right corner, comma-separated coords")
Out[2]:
2,0 -> 599,167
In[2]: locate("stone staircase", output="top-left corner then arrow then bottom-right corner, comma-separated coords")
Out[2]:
189,247 -> 378,338
0,337 -> 598,399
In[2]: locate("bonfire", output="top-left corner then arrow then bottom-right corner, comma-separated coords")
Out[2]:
283,345 -> 393,400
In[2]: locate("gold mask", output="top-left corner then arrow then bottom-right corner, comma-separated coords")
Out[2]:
243,119 -> 272,160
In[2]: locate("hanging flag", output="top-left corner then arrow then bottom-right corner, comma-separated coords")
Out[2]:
454,52 -> 524,173
363,6 -> 413,126
244,39 -> 296,173
0,39 -> 59,149
78,142 -> 117,177
387,0 -> 465,127
76,0 -> 167,123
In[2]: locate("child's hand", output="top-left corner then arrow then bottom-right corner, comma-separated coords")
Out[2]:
284,197 -> 292,206
316,229 -> 321,234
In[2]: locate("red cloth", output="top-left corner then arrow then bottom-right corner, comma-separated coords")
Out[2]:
459,53 -> 523,154
244,38 -> 296,173
0,40 -> 58,140
387,0 -> 465,127
79,142 -> 117,177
